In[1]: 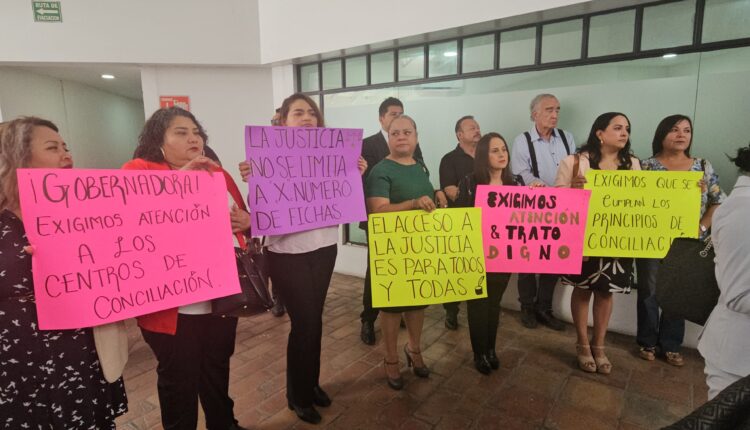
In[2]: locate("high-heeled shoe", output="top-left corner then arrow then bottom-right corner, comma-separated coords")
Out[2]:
473,353 -> 491,375
590,345 -> 612,375
312,385 -> 331,407
576,344 -> 597,373
287,401 -> 322,424
486,350 -> 500,370
404,344 -> 430,378
383,358 -> 403,390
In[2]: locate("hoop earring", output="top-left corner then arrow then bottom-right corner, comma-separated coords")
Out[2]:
160,146 -> 166,160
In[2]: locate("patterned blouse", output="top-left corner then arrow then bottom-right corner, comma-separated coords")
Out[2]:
640,157 -> 726,237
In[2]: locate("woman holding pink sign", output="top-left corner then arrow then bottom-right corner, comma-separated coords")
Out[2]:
555,112 -> 640,375
455,132 -> 526,375
125,107 -> 250,430
0,117 -> 128,429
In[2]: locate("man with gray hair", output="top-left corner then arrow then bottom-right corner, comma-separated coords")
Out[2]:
510,93 -> 575,331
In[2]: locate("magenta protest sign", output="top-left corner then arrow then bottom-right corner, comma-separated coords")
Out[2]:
16,168 -> 241,330
475,185 -> 591,274
244,126 -> 366,235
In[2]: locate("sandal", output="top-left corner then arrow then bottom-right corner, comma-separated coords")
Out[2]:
591,346 -> 612,375
576,344 -> 597,373
639,346 -> 656,361
664,351 -> 685,367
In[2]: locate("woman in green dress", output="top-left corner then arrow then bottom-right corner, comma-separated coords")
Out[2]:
366,115 -> 439,390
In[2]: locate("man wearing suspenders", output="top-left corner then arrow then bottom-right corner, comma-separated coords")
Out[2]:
511,94 -> 575,331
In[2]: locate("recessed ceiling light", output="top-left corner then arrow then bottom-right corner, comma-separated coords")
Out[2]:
101,74 -> 115,79
443,51 -> 457,57
662,53 -> 677,59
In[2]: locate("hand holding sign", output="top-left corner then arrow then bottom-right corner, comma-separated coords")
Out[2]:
584,170 -> 702,258
368,208 -> 487,307
17,168 -> 241,329
475,185 -> 591,274
244,126 -> 366,235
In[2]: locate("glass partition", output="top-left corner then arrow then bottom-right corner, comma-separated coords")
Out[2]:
325,46 -> 750,244
588,10 -> 636,57
371,52 -> 394,84
345,56 -> 367,87
398,47 -> 425,81
641,0 -> 696,50
542,19 -> 583,63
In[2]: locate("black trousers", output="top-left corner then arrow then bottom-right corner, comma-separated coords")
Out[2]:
360,251 -> 379,323
141,313 -> 238,430
517,273 -> 558,311
443,300 -> 461,315
267,244 -> 337,407
467,273 -> 511,354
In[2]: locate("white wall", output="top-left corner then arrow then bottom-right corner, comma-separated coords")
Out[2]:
271,64 -> 295,108
0,0 -> 261,65
140,66 -> 275,189
258,0 -> 589,63
0,68 -> 144,168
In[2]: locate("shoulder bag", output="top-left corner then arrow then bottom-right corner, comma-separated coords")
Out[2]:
212,235 -> 273,317
655,236 -> 720,325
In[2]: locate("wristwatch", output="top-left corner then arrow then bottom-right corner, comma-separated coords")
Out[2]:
699,224 -> 708,233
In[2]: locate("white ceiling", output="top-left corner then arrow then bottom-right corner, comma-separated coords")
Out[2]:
1,63 -> 143,100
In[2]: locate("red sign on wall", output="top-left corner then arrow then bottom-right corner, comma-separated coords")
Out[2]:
159,96 -> 190,110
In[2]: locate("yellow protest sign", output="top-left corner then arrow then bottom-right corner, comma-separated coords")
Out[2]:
584,170 -> 702,258
368,208 -> 487,308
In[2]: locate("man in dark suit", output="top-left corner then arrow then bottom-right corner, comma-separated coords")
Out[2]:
359,97 -> 426,345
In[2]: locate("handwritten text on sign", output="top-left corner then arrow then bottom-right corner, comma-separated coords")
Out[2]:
368,208 -> 487,307
245,126 -> 366,235
475,185 -> 591,274
17,169 -> 241,329
584,170 -> 702,258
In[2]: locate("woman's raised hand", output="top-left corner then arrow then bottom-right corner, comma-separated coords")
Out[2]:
357,156 -> 367,176
239,161 -> 251,182
230,204 -> 252,233
571,175 -> 587,189
181,155 -> 218,173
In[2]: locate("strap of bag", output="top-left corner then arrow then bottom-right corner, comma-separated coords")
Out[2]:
558,129 -> 571,155
700,235 -> 714,258
235,233 -> 248,252
524,132 -> 540,179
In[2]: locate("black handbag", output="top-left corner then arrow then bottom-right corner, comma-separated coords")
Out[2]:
655,236 -> 720,325
212,236 -> 273,317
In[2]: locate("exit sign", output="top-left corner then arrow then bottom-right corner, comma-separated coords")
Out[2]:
33,1 -> 62,23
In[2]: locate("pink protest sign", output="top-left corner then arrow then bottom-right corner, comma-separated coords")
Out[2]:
475,185 -> 591,274
244,125 -> 366,235
16,168 -> 241,330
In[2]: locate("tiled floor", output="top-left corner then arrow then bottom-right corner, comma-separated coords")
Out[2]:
116,273 -> 709,430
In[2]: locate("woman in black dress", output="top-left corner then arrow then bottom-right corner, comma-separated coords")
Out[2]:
455,132 -> 524,374
0,117 -> 128,429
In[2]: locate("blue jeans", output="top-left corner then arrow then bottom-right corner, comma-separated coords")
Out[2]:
636,258 -> 684,353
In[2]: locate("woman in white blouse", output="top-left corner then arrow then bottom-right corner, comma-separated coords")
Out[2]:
239,94 -> 366,425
